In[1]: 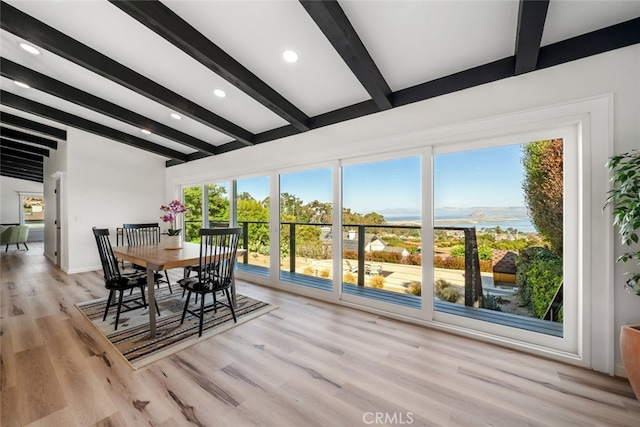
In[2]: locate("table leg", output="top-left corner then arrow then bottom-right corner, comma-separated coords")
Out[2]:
147,266 -> 157,338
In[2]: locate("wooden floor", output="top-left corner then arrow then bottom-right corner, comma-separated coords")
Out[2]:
2,244 -> 639,426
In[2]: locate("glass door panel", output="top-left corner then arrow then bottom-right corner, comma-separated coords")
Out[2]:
236,176 -> 270,277
342,156 -> 422,309
279,168 -> 332,291
433,141 -> 564,337
207,182 -> 230,225
183,186 -> 203,243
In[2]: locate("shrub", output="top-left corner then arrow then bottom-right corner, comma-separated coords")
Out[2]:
483,293 -> 501,311
302,266 -> 314,275
433,256 -> 492,272
370,251 -> 403,263
343,272 -> 356,284
407,281 -> 421,296
369,275 -> 385,289
439,287 -> 462,303
319,269 -> 330,278
449,244 -> 493,261
516,247 -> 563,319
434,278 -> 462,302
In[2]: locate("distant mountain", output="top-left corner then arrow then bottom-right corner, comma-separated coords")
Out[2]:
435,206 -> 529,219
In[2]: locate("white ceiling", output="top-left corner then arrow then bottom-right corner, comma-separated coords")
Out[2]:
1,0 -> 639,173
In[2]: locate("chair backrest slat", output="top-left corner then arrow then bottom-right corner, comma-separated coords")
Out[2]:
123,223 -> 161,246
92,227 -> 121,286
198,227 -> 241,290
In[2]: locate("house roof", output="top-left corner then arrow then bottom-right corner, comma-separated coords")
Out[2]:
1,1 -> 639,183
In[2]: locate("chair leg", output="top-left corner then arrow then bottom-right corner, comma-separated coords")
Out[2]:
139,285 -> 147,308
198,290 -> 206,337
164,271 -> 172,293
23,242 -> 28,251
181,291 -> 191,324
114,290 -> 124,331
103,290 -> 114,321
225,288 -> 237,323
4,244 -> 8,252
155,300 -> 161,316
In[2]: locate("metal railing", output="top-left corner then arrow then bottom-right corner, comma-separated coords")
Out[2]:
185,219 -> 483,308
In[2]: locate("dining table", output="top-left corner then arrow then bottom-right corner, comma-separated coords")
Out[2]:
112,241 -> 246,338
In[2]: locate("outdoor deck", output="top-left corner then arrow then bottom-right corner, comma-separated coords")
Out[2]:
236,264 -> 563,337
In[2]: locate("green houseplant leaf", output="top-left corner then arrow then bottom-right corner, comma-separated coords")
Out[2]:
606,149 -> 640,295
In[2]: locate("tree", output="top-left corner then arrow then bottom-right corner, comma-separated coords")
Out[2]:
183,186 -> 203,242
522,139 -> 563,256
207,184 -> 229,221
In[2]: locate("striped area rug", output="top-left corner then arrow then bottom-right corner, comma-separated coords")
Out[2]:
76,284 -> 276,369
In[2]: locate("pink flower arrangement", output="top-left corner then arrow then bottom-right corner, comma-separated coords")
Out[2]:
160,200 -> 189,236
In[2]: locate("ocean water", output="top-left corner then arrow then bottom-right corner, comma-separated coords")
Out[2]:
387,216 -> 537,233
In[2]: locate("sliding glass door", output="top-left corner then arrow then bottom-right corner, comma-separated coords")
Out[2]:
236,176 -> 270,277
341,155 -> 422,312
279,167 -> 333,291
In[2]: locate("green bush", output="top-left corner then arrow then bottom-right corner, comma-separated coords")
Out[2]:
450,244 -> 493,261
516,247 -> 563,319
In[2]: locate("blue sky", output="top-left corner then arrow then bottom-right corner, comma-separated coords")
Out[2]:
434,144 -> 526,209
235,144 -> 527,215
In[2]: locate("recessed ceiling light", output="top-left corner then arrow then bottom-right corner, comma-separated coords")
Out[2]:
282,50 -> 298,63
141,129 -> 151,135
170,113 -> 182,120
19,43 -> 40,55
14,81 -> 30,89
213,89 -> 226,98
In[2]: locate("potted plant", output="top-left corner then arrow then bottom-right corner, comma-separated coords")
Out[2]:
605,149 -> 640,399
160,200 -> 189,249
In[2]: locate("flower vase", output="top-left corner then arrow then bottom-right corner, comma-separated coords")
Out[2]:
165,235 -> 182,250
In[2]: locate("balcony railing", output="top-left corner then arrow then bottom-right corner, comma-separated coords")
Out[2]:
182,218 -> 562,336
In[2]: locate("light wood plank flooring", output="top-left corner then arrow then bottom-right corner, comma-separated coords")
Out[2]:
2,243 -> 639,426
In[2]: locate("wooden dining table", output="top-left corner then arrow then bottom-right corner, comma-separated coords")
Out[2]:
113,241 -> 246,338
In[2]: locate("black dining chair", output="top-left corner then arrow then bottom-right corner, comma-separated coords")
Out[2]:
123,223 -> 172,293
182,222 -> 229,302
92,227 -> 160,330
178,227 -> 241,337
182,222 -> 229,279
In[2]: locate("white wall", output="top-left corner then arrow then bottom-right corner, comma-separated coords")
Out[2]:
166,45 -> 640,375
0,176 -> 43,224
48,128 -> 167,273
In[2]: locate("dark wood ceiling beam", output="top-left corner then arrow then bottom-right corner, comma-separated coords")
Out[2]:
1,158 -> 43,173
0,138 -> 49,157
0,1 -> 255,146
537,16 -> 640,69
393,57 -> 516,107
1,160 -> 42,173
300,0 -> 392,110
0,165 -> 42,177
0,147 -> 44,163
0,126 -> 57,149
514,0 -> 549,75
109,0 -> 310,132
0,169 -> 43,183
0,58 -> 217,155
0,112 -> 66,140
0,91 -> 189,163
